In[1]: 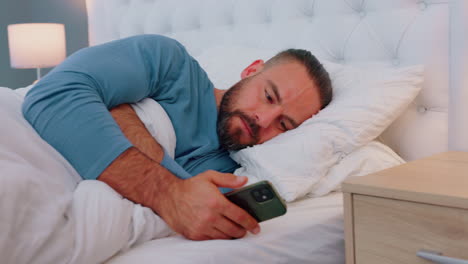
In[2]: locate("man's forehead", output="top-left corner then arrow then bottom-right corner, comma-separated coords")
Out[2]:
283,85 -> 320,116
262,64 -> 318,102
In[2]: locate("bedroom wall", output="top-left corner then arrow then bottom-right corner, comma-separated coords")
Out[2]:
0,0 -> 88,89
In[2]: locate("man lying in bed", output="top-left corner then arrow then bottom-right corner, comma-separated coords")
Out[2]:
22,34 -> 332,241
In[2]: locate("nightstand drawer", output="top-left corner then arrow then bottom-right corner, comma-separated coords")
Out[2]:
353,194 -> 468,264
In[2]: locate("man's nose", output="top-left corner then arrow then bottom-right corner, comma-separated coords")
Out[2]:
255,106 -> 282,128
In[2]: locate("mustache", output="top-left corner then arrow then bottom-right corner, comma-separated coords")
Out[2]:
217,109 -> 260,151
237,111 -> 259,139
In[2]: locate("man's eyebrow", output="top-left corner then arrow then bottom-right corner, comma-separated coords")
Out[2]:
267,79 -> 281,104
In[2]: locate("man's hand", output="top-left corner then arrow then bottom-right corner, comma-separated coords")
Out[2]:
155,171 -> 260,240
99,149 -> 260,240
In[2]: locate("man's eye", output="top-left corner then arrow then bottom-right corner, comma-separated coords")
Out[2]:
280,120 -> 288,131
265,90 -> 273,103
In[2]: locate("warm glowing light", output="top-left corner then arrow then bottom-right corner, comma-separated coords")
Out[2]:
8,23 -> 66,69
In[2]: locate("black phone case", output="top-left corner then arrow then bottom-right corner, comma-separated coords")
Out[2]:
225,181 -> 287,222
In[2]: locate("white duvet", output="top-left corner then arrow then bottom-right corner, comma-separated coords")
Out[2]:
0,87 -> 174,264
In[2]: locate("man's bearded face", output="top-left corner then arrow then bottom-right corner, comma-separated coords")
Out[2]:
216,61 -> 323,151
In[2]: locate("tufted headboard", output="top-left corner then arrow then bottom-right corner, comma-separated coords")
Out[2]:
85,0 -> 468,161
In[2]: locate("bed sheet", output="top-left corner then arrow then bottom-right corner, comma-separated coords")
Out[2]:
107,192 -> 345,264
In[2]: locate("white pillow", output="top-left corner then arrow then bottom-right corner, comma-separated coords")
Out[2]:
194,46 -> 423,202
307,140 -> 405,198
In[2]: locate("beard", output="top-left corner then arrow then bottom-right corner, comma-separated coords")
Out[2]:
217,78 -> 260,151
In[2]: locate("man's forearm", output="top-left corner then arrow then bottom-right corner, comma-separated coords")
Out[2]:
100,103 -> 176,211
110,104 -> 164,163
103,103 -> 177,210
98,147 -> 179,213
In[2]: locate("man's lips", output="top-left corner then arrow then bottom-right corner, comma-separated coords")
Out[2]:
240,116 -> 253,138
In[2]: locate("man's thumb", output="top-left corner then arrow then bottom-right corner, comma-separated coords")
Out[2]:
211,173 -> 247,188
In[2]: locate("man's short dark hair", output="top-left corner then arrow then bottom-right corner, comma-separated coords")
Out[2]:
265,49 -> 333,110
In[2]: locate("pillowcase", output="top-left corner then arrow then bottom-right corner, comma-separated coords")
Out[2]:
194,46 -> 423,202
306,140 -> 405,198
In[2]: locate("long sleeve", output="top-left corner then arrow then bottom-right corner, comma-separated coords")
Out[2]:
22,35 -> 191,180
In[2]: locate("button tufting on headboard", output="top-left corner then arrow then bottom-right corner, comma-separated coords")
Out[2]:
418,1 -> 428,10
417,106 -> 428,114
358,10 -> 367,18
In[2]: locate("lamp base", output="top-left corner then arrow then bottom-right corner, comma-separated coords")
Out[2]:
36,68 -> 41,80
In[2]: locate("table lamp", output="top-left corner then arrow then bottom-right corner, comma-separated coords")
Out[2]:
8,23 -> 66,80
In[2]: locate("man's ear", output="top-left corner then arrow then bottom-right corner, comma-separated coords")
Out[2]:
241,59 -> 264,79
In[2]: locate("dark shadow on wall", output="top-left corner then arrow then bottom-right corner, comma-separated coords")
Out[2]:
0,0 -> 88,89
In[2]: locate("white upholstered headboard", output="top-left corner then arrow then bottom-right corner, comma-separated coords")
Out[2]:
85,0 -> 468,161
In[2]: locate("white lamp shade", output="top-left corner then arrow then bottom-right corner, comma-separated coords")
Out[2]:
8,23 -> 66,69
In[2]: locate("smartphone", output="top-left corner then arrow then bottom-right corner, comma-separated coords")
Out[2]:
225,180 -> 287,222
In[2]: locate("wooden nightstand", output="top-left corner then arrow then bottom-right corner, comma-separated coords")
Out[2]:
342,151 -> 468,264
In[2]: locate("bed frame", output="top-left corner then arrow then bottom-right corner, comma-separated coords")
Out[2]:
85,0 -> 468,161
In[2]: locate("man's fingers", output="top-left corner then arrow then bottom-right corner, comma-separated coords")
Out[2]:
209,172 -> 247,188
222,201 -> 260,235
207,172 -> 260,235
210,227 -> 234,240
166,171 -> 258,241
213,217 -> 247,239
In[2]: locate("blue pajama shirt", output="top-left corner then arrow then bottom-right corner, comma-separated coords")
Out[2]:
22,34 -> 239,189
